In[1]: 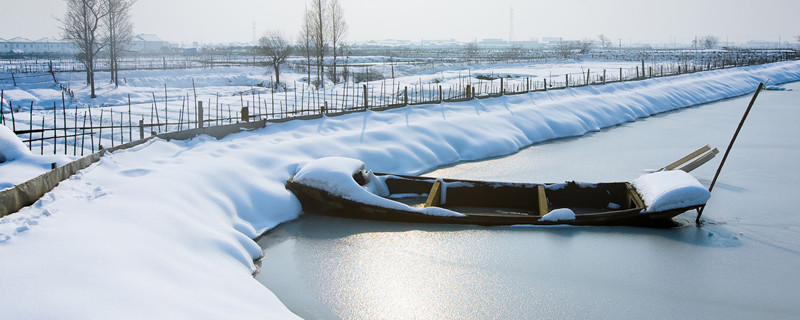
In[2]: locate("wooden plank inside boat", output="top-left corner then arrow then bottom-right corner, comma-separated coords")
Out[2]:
625,182 -> 645,209
424,179 -> 442,207
536,185 -> 549,216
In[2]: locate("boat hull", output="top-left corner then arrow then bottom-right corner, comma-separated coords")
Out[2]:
286,175 -> 697,227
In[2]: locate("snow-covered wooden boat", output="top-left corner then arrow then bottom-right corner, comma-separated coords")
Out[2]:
286,157 -> 711,227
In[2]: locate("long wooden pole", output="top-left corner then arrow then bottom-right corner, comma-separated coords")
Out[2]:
697,82 -> 764,223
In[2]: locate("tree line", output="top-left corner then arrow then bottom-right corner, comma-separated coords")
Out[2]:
60,0 -> 136,98
260,0 -> 348,90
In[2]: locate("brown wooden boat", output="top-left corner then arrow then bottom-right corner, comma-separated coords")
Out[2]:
286,157 -> 711,227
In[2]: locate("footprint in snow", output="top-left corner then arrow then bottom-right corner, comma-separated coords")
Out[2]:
119,168 -> 151,177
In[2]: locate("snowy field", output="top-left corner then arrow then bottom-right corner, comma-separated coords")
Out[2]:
0,60 -> 799,318
1,59 -> 649,188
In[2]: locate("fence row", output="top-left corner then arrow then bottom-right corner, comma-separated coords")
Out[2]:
2,55 -> 797,157
2,49 -> 798,75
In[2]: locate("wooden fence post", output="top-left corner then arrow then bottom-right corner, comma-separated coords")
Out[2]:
139,120 -> 144,140
241,106 -> 249,122
641,60 -> 645,78
197,101 -> 204,128
404,86 -> 408,105
499,78 -> 503,95
363,84 -> 368,109
586,68 -> 590,85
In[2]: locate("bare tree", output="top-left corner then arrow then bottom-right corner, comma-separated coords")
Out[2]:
578,38 -> 594,54
298,8 -> 313,84
328,0 -> 347,84
259,31 -> 292,90
463,42 -> 479,61
598,34 -> 611,48
695,35 -> 719,49
339,44 -> 350,83
555,40 -> 577,59
61,0 -> 109,98
104,0 -> 135,88
309,0 -> 328,88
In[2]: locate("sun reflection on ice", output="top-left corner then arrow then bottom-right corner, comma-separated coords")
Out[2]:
310,229 -> 501,319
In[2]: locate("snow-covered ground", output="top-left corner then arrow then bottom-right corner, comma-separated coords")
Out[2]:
0,60 -> 798,318
2,59 -> 650,188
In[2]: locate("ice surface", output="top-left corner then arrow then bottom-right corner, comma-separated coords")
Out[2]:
632,170 -> 711,212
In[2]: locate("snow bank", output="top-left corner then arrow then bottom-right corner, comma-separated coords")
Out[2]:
0,61 -> 798,319
1,124 -> 73,190
0,124 -> 30,162
632,170 -> 711,212
292,157 -> 463,217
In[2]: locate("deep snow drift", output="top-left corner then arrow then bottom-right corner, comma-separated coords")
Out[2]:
0,61 -> 799,318
0,123 -> 71,190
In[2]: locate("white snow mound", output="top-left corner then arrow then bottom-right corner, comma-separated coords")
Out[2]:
539,208 -> 576,222
0,124 -> 31,162
632,170 -> 711,213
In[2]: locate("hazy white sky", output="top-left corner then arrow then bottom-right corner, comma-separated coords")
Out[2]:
2,0 -> 798,45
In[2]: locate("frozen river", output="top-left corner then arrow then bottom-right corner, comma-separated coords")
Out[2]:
256,82 -> 800,319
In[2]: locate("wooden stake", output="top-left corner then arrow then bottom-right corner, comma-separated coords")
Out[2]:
53,102 -> 57,154
62,92 -> 67,153
128,95 -> 132,142
80,112 -> 87,156
40,117 -> 44,155
73,104 -> 78,155
697,82 -> 764,223
29,102 -> 33,150
98,109 -> 103,149
152,93 -> 161,133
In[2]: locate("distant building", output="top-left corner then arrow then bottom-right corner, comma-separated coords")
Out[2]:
0,37 -> 75,54
478,38 -> 508,48
541,37 -> 563,44
130,34 -> 168,53
509,40 -> 541,48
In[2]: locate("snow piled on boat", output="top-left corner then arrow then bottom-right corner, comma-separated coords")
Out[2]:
539,208 -> 576,222
632,170 -> 711,212
292,157 -> 464,217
